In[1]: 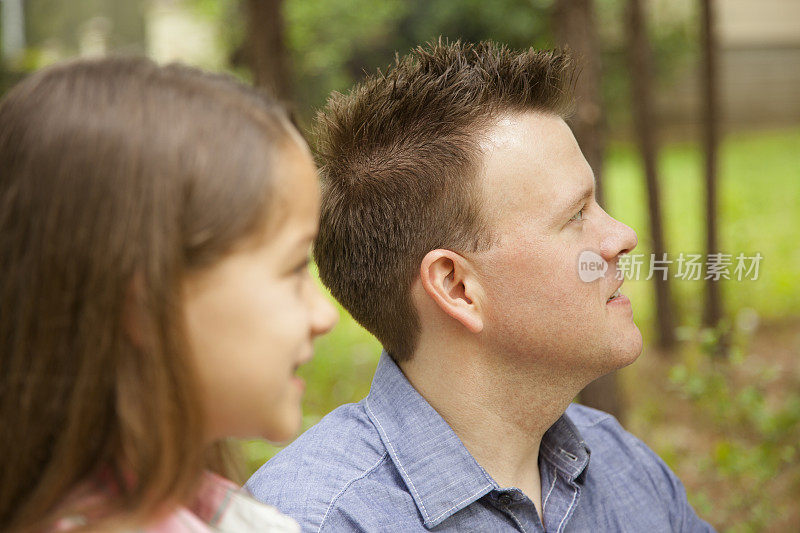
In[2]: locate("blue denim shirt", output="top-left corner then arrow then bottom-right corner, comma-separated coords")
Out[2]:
247,351 -> 715,532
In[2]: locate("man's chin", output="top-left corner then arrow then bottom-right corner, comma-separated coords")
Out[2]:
611,325 -> 644,368
592,325 -> 643,375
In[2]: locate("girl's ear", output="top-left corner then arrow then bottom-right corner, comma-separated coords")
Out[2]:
419,249 -> 484,334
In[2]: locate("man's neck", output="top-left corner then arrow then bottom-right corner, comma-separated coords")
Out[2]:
399,343 -> 582,522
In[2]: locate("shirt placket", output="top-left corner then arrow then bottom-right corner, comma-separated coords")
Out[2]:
539,463 -> 582,533
485,488 -> 544,532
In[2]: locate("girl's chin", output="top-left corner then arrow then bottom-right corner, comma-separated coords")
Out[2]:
263,412 -> 303,444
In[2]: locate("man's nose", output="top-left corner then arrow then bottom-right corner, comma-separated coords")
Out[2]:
599,213 -> 638,262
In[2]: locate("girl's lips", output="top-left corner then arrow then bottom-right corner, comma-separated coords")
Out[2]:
291,349 -> 313,390
291,375 -> 305,391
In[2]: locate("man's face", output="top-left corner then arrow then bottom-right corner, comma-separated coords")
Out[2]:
471,111 -> 642,381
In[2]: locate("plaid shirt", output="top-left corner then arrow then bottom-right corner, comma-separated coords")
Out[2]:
52,469 -> 299,532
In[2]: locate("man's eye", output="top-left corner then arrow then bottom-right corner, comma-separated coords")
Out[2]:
570,207 -> 585,222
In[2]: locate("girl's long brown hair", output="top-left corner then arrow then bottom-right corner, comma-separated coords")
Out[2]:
0,57 -> 294,531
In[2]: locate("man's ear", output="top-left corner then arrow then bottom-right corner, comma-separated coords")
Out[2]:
419,249 -> 483,333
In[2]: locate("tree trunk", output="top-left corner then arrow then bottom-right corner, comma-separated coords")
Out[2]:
700,0 -> 722,328
580,372 -> 625,422
552,0 -> 605,208
552,0 -> 622,420
244,0 -> 292,104
626,0 -> 677,351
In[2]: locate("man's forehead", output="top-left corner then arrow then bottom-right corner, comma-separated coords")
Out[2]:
479,111 -> 558,154
477,111 -> 585,217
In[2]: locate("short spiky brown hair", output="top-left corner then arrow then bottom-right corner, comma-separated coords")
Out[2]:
313,40 -> 576,361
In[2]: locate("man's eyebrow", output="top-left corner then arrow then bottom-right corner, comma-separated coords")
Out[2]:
559,182 -> 595,218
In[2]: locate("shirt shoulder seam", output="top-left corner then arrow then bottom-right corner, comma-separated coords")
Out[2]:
317,451 -> 390,532
570,410 -> 614,429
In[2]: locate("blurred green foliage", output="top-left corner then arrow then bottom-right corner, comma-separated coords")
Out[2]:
3,0 -> 698,133
668,327 -> 800,531
285,0 -> 695,129
24,0 -> 146,55
187,0 -> 696,129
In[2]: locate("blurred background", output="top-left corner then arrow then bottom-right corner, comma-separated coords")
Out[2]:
2,1 -> 798,530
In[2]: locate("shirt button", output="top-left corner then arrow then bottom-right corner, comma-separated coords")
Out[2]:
498,493 -> 513,506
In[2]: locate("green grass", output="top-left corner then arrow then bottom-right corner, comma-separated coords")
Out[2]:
243,127 -> 800,473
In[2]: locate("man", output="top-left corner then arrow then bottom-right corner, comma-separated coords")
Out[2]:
247,40 -> 714,532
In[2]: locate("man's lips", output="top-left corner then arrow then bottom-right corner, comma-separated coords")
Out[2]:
606,279 -> 624,302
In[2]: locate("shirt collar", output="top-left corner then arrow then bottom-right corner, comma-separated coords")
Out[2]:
539,410 -> 592,484
365,350 -> 591,529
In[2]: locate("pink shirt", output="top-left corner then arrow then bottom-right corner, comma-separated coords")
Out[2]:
51,470 -> 299,532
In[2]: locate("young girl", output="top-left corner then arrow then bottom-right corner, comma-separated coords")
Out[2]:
0,57 -> 337,531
